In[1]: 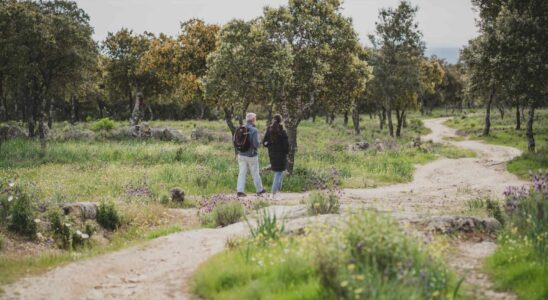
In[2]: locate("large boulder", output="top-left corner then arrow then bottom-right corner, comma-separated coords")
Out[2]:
62,202 -> 98,220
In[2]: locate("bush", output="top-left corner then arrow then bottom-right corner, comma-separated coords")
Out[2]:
247,209 -> 284,242
91,118 -> 116,132
8,187 -> 38,237
307,190 -> 340,215
97,201 -> 122,230
308,212 -> 457,299
49,208 -> 94,250
212,201 -> 244,227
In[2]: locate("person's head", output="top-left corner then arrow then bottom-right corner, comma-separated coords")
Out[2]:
246,112 -> 257,125
272,114 -> 283,125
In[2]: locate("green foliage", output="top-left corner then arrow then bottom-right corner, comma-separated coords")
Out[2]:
193,211 -> 460,300
48,208 -> 94,250
486,235 -> 547,300
97,201 -> 122,230
307,190 -> 341,215
247,209 -> 284,242
8,187 -> 37,237
212,202 -> 244,227
91,118 -> 116,132
485,198 -> 505,226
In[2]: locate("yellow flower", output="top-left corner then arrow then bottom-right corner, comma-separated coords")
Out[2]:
340,281 -> 349,288
355,288 -> 363,294
356,275 -> 365,281
348,264 -> 356,271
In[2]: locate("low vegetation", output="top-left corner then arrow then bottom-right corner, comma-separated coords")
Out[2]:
307,190 -> 341,215
445,109 -> 548,178
192,211 -> 462,299
485,172 -> 547,299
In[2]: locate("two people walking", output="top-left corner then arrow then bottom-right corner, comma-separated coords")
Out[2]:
234,112 -> 289,200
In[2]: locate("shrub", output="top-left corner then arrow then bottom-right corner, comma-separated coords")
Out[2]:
247,209 -> 284,242
308,212 -> 457,299
97,201 -> 122,230
212,201 -> 244,227
485,198 -> 505,226
91,118 -> 116,132
307,190 -> 341,215
8,187 -> 38,237
49,208 -> 94,250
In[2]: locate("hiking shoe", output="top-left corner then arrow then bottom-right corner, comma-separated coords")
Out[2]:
256,189 -> 267,196
237,192 -> 247,197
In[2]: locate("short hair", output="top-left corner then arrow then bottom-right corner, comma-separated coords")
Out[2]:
246,112 -> 257,122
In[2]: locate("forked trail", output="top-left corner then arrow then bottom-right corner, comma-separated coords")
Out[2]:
1,118 -> 524,300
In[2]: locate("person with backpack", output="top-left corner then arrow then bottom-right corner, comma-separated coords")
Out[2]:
234,112 -> 266,197
262,114 -> 289,200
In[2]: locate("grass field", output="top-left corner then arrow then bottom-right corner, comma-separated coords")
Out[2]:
445,109 -> 548,178
1,115 -> 472,204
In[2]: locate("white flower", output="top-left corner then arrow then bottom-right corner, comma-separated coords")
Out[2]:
34,218 -> 41,223
76,230 -> 82,236
7,196 -> 13,202
8,182 -> 15,187
81,233 -> 90,239
64,223 -> 72,227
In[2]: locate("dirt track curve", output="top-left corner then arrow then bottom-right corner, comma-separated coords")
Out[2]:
1,118 -> 525,300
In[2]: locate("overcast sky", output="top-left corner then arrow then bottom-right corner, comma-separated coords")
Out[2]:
74,0 -> 479,63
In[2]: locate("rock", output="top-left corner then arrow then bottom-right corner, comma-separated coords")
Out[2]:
348,141 -> 369,151
62,202 -> 98,220
425,216 -> 501,234
170,188 -> 185,203
150,128 -> 165,139
0,125 -> 27,139
61,128 -> 96,141
163,128 -> 187,143
412,137 -> 422,148
191,128 -> 214,141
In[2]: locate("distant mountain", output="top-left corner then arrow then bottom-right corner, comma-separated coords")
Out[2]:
425,47 -> 461,64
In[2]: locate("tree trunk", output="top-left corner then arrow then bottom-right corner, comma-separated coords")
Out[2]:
352,108 -> 360,135
286,121 -> 299,174
395,110 -> 403,137
266,106 -> 273,127
526,103 -> 535,152
0,79 -> 6,122
146,104 -> 154,121
515,102 -> 521,130
130,91 -> 143,126
26,94 -> 35,137
387,109 -> 394,137
482,88 -> 495,136
70,96 -> 78,125
330,112 -> 335,124
419,96 -> 425,115
312,114 -> 316,123
47,97 -> 53,129
343,111 -> 349,127
497,104 -> 504,120
402,111 -> 407,128
38,95 -> 47,157
223,107 -> 236,135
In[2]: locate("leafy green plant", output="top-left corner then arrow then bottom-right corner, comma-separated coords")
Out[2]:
97,201 -> 122,230
49,208 -> 94,250
91,118 -> 116,132
485,198 -> 505,226
247,209 -> 284,242
8,187 -> 38,237
307,190 -> 341,215
212,201 -> 244,227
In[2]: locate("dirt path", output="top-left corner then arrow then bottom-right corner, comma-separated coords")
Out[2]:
1,118 -> 524,300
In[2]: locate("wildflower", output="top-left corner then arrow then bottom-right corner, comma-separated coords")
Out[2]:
7,196 -> 13,202
356,275 -> 365,281
340,281 -> 348,288
432,291 -> 440,297
8,182 -> 15,187
81,233 -> 90,239
348,264 -> 356,271
355,288 -> 363,294
34,218 -> 41,223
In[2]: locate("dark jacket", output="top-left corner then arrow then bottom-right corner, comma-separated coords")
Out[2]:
262,127 -> 289,171
238,122 -> 259,157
